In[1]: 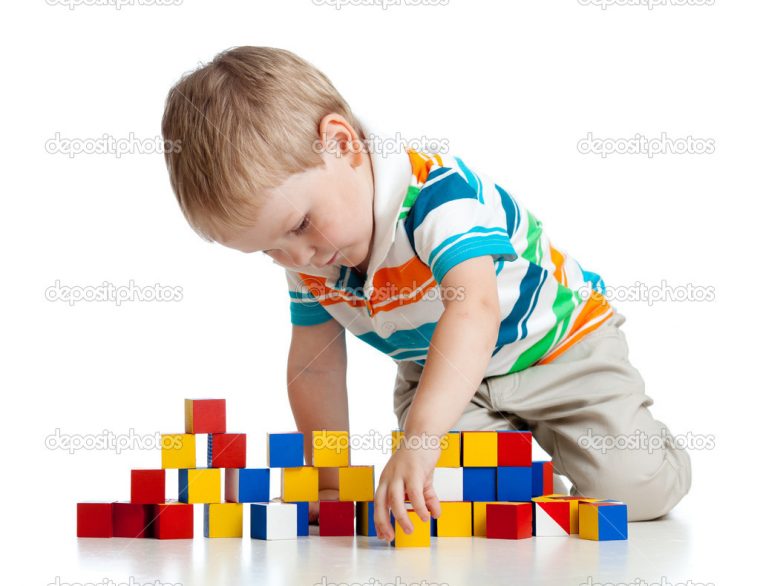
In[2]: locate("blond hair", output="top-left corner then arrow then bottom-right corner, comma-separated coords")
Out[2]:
161,46 -> 364,242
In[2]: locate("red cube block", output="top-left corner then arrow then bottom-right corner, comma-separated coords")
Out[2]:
185,399 -> 226,434
131,469 -> 166,504
153,503 -> 194,539
486,502 -> 532,539
208,433 -> 246,468
77,503 -> 113,538
497,431 -> 532,467
319,501 -> 354,536
112,502 -> 154,538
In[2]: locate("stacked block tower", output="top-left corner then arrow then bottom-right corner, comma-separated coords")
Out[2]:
76,398 -> 627,545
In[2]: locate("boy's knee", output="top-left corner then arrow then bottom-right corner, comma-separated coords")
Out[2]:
574,446 -> 692,521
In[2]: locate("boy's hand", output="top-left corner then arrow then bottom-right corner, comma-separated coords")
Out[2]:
374,440 -> 442,542
308,489 -> 340,524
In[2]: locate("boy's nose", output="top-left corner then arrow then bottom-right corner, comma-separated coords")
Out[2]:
287,245 -> 315,269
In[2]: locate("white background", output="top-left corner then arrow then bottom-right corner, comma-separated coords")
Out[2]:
2,1 -> 758,585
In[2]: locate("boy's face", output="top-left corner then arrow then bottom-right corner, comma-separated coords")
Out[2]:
218,116 -> 375,274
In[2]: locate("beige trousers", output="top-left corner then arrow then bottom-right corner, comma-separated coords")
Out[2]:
392,311 -> 691,521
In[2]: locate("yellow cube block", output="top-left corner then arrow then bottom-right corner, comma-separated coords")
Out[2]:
392,508 -> 431,548
392,430 -> 461,468
533,494 -> 599,534
356,501 -> 375,536
281,466 -> 319,502
437,432 -> 461,467
161,434 -> 196,469
472,501 -> 501,537
391,430 -> 404,453
462,431 -> 498,467
312,430 -> 350,467
179,468 -> 221,504
338,466 -> 375,501
436,501 -> 472,537
204,503 -> 243,538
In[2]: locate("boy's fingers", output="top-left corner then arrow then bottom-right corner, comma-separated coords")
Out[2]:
373,484 -> 391,541
390,482 -> 412,535
407,484 -> 430,522
424,484 -> 441,519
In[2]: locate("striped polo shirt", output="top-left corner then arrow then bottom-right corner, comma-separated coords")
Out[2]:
281,127 -> 615,377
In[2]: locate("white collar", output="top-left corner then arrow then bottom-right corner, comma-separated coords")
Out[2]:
358,114 -> 413,291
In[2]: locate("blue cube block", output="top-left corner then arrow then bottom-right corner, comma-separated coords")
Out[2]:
356,501 -> 377,537
497,466 -> 532,502
267,433 -> 304,468
463,467 -> 497,502
597,501 -> 628,541
532,461 -> 544,497
225,468 -> 270,503
294,501 -> 309,536
178,469 -> 189,502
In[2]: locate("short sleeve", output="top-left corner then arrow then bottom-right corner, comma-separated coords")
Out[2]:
403,166 -> 518,284
285,270 -> 333,326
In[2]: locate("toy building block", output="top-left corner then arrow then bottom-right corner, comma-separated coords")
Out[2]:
486,502 -> 532,540
463,466 -> 497,501
462,431 -> 498,467
130,469 -> 166,504
112,502 -> 154,538
319,501 -> 355,536
532,498 -> 571,536
203,503 -> 243,538
432,467 -> 463,501
312,430 -> 350,467
281,466 -> 319,502
153,502 -> 193,539
472,501 -> 501,537
356,501 -> 377,537
392,430 -> 461,468
496,466 -> 532,502
497,431 -> 532,467
437,431 -> 461,467
338,466 -> 374,501
161,433 -> 196,469
185,398 -> 226,434
531,461 -> 554,497
579,500 -> 628,541
251,503 -> 298,540
432,501 -> 472,537
390,505 -> 430,548
178,468 -> 221,504
532,495 -> 598,534
267,432 -> 304,468
207,433 -> 246,468
294,501 -> 310,536
225,468 -> 270,503
77,503 -> 113,538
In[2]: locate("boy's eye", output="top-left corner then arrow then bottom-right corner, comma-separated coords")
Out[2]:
292,215 -> 310,236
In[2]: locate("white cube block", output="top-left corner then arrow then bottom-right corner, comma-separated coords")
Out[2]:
433,467 -> 464,501
250,503 -> 298,540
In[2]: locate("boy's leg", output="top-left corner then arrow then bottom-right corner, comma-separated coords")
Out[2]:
391,311 -> 692,521
480,311 -> 691,521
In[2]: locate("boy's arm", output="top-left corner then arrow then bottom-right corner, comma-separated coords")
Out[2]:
403,254 -> 501,438
287,317 -> 349,492
374,255 -> 501,541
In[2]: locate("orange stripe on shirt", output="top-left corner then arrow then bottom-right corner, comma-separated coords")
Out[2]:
536,291 -> 613,365
549,244 -> 568,287
297,273 -> 366,309
368,256 -> 438,315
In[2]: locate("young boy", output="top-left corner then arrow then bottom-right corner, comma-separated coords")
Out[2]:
161,46 -> 691,542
